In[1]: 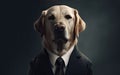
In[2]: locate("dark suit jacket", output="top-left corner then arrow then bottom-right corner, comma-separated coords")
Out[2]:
28,47 -> 92,75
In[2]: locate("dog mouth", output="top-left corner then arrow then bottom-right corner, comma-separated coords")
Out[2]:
53,38 -> 67,53
53,38 -> 68,44
53,32 -> 68,43
53,32 -> 68,52
52,27 -> 69,52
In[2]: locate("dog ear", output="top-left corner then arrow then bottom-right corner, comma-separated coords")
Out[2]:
34,10 -> 47,37
74,9 -> 86,37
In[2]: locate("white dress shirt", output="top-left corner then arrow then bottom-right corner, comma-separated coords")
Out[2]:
46,45 -> 75,74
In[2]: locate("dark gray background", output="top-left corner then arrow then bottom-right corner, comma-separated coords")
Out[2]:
1,0 -> 120,75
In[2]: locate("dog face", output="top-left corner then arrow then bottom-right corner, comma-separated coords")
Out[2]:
34,5 -> 86,55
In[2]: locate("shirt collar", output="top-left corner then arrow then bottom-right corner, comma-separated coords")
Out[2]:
46,45 -> 75,67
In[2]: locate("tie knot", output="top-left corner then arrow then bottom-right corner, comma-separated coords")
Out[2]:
55,57 -> 65,67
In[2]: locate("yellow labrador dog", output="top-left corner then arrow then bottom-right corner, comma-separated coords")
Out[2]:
34,5 -> 86,56
29,5 -> 92,75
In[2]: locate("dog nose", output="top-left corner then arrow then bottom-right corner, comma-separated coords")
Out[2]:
54,25 -> 65,32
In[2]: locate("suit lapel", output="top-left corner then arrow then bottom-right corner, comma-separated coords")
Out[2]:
65,47 -> 84,75
37,49 -> 54,75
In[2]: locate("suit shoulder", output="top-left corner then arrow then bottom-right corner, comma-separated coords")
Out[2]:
30,50 -> 47,66
80,52 -> 92,65
76,49 -> 92,66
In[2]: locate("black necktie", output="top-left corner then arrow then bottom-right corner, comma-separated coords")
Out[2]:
55,57 -> 65,75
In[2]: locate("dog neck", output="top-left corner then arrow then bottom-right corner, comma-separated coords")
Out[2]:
43,36 -> 78,56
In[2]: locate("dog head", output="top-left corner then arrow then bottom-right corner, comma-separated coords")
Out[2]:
34,5 -> 86,56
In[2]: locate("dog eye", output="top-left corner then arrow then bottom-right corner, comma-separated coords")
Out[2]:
65,15 -> 72,19
48,15 -> 55,20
